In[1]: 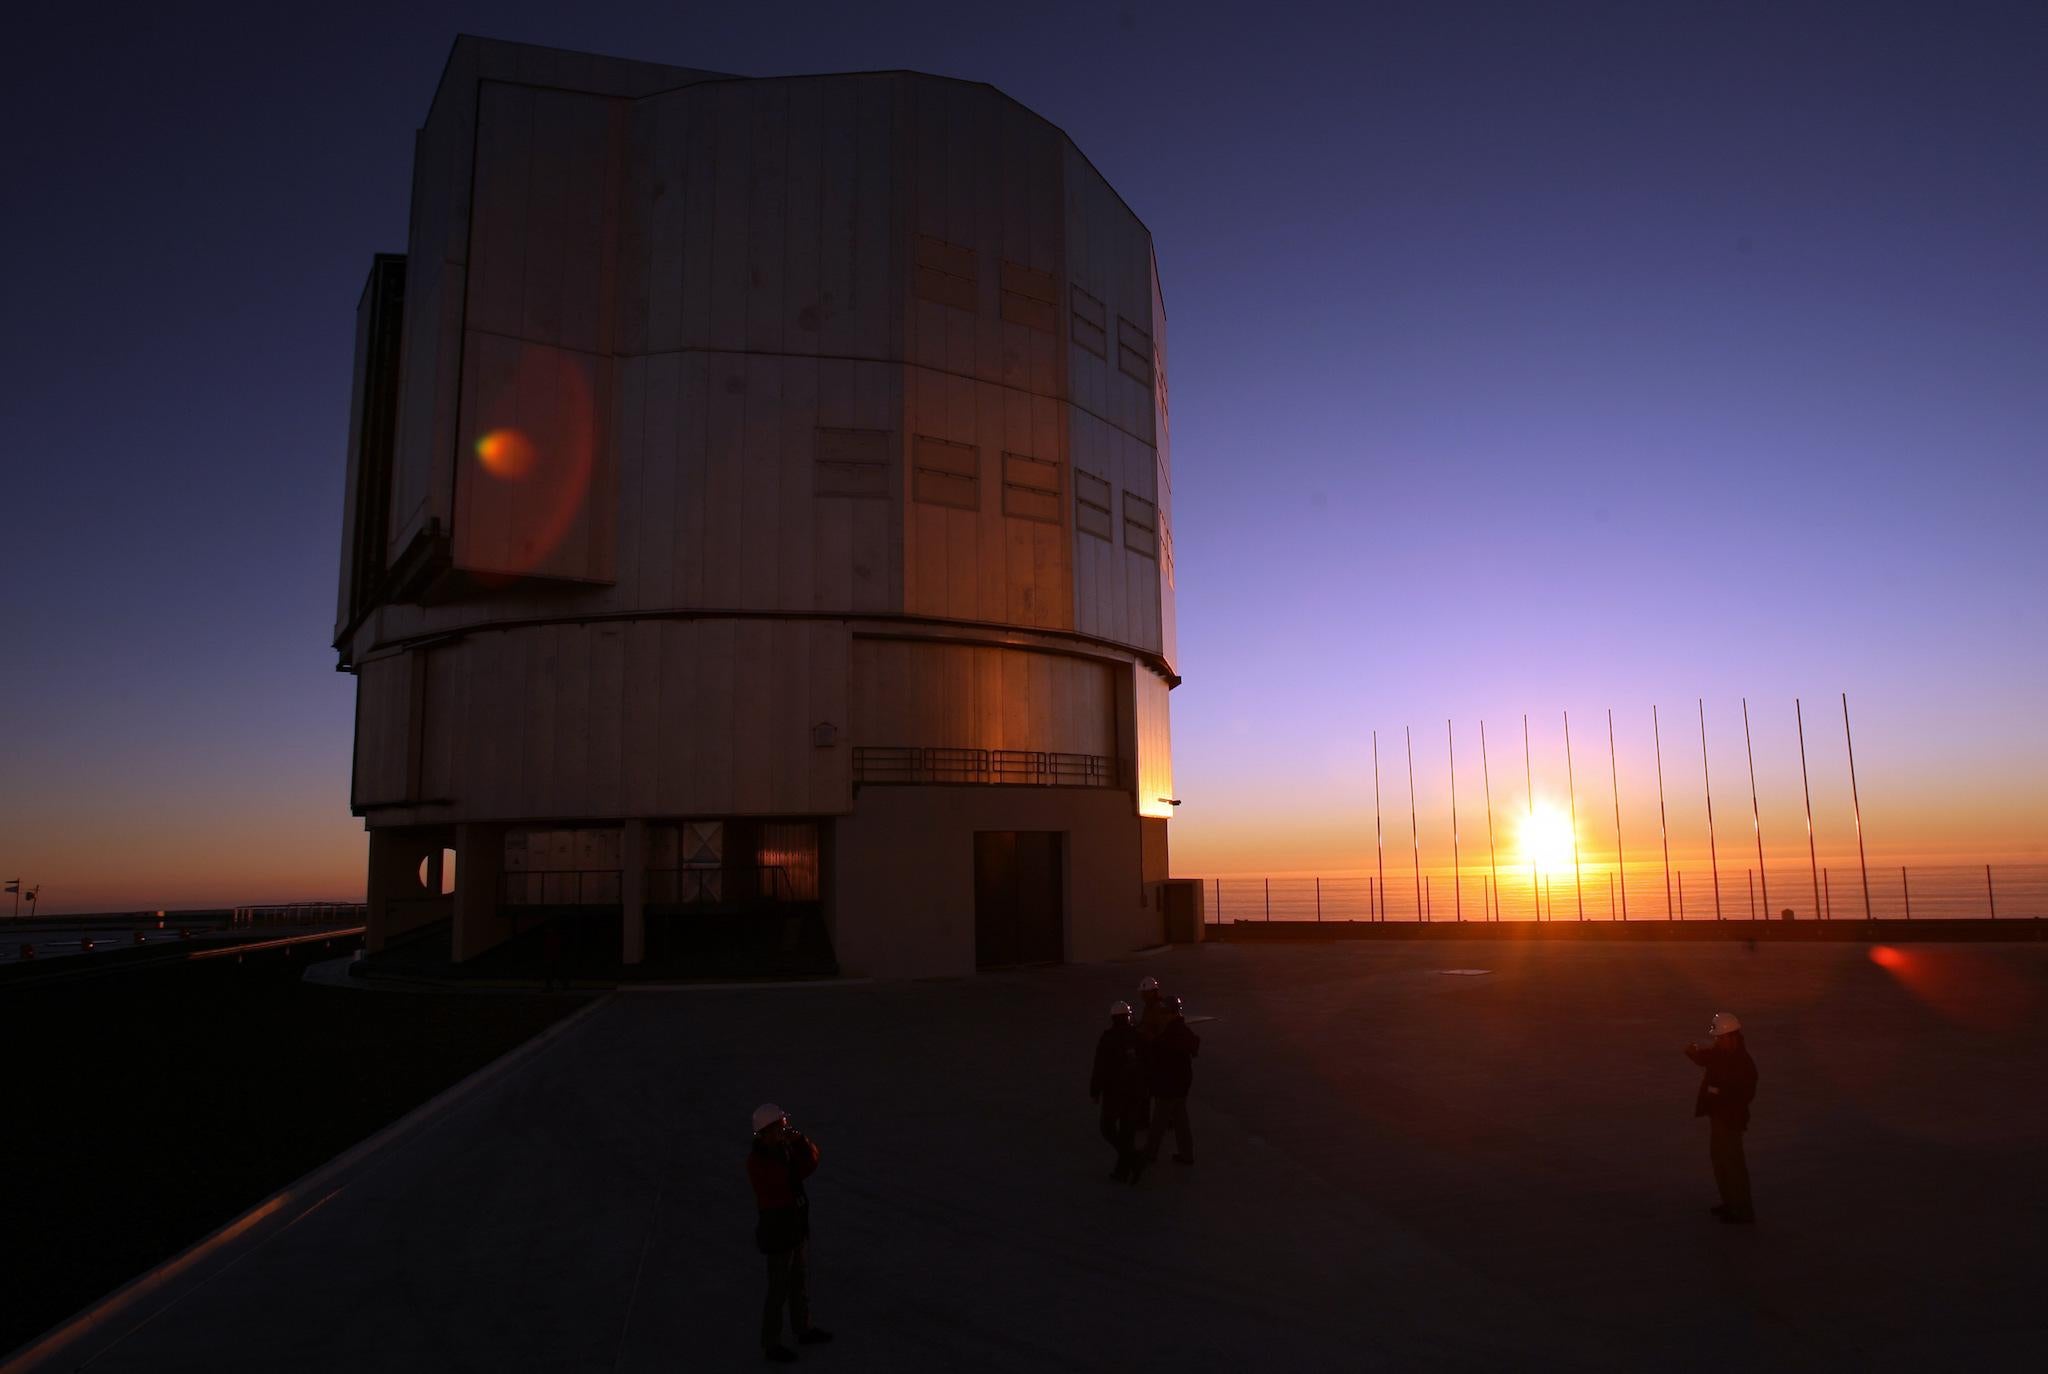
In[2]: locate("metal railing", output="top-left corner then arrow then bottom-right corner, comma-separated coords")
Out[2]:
853,746 -> 1118,788
646,864 -> 796,907
503,869 -> 623,907
1198,862 -> 2048,924
230,902 -> 368,926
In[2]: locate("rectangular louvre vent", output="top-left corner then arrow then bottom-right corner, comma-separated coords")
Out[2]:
913,435 -> 981,510
1001,451 -> 1061,523
1070,286 -> 1107,358
1000,261 -> 1057,332
1123,491 -> 1158,559
813,427 -> 892,499
1075,470 -> 1113,541
1117,316 -> 1154,385
913,234 -> 978,312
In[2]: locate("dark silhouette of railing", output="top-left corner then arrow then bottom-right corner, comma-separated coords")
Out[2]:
504,866 -> 804,909
1198,862 -> 2047,924
503,869 -> 623,906
853,746 -> 1117,788
646,864 -> 796,907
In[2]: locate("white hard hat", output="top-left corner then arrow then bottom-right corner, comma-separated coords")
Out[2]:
1110,1001 -> 1133,1017
1137,976 -> 1159,993
1709,1012 -> 1742,1036
751,1102 -> 787,1134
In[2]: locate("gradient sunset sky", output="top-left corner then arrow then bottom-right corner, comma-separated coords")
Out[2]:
3,1 -> 2043,912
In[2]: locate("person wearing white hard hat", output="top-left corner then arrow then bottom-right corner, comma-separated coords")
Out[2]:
1143,994 -> 1201,1167
1135,974 -> 1171,1045
746,1103 -> 832,1361
1683,1013 -> 1759,1224
1090,1000 -> 1151,1183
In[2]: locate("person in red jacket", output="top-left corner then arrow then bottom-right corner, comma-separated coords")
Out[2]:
747,1103 -> 833,1362
1684,1012 -> 1759,1224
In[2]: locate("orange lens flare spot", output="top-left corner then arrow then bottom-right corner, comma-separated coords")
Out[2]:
1868,945 -> 1906,970
474,428 -> 536,479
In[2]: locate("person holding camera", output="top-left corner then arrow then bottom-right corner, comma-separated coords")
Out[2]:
747,1103 -> 833,1362
1091,1000 -> 1151,1183
1684,1012 -> 1759,1225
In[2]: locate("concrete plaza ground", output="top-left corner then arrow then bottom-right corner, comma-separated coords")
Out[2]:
29,940 -> 2048,1371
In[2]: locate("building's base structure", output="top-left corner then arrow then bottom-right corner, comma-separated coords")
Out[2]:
365,793 -> 1170,980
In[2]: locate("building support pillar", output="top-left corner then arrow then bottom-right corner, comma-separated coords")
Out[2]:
364,829 -> 413,954
622,819 -> 647,966
451,823 -> 506,963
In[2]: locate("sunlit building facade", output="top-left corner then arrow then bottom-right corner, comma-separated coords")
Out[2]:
334,38 -> 1178,977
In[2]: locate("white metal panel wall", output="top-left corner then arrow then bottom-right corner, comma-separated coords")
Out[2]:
386,41 -> 478,568
393,619 -> 851,821
1133,664 -> 1174,819
901,365 -> 1072,630
1150,252 -> 1176,675
351,654 -> 414,808
849,639 -> 1115,758
1062,144 -> 1166,662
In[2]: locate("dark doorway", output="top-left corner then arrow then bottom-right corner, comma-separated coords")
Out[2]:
974,831 -> 1064,968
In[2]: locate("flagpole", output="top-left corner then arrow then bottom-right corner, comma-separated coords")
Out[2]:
1447,720 -> 1461,922
1523,713 -> 1537,920
1844,692 -> 1872,920
1480,721 -> 1501,922
1653,705 -> 1673,919
1608,707 -> 1626,920
1564,710 -> 1584,919
1699,699 -> 1723,920
1796,698 -> 1822,920
1743,697 -> 1769,921
1373,730 -> 1385,923
1406,726 -> 1422,922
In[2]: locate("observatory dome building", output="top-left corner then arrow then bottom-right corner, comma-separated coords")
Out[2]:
335,38 -> 1179,977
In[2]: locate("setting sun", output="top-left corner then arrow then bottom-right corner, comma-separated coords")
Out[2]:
1516,802 -> 1577,875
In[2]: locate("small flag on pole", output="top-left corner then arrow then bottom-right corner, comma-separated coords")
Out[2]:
3,881 -> 17,894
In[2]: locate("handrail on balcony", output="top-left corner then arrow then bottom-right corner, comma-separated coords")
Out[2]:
852,746 -> 1120,788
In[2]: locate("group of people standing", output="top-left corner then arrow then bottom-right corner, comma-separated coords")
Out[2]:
1090,974 -> 1201,1183
743,989 -> 1758,1362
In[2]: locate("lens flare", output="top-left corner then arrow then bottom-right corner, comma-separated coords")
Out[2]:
474,428 -> 536,479
1867,944 -> 2033,1031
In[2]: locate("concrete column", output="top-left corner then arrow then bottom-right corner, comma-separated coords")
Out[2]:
451,823 -> 506,963
621,819 -> 647,966
364,829 -> 409,954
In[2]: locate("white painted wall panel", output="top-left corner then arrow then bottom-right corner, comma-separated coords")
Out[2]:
850,639 -> 1114,757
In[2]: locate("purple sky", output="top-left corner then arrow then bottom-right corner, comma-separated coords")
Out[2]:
3,1 -> 2044,910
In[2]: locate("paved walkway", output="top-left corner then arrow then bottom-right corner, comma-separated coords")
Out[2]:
29,941 -> 2048,1371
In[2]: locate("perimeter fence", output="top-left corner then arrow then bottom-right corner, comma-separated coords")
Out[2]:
1200,862 -> 2048,924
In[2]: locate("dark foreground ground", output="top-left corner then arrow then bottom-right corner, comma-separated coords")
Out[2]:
15,940 -> 2048,1371
0,946 -> 588,1354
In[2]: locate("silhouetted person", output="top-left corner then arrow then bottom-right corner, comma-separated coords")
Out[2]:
1144,994 -> 1201,1166
1684,1012 -> 1758,1224
1091,1000 -> 1150,1183
1135,975 -> 1170,1042
747,1103 -> 833,1362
